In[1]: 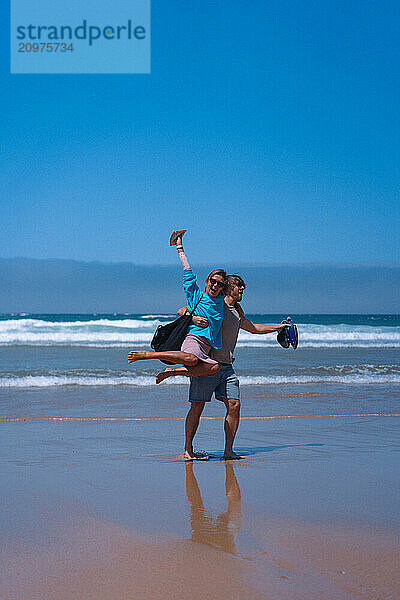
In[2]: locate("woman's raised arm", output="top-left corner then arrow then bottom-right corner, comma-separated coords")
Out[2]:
176,236 -> 190,270
170,230 -> 202,308
170,230 -> 191,270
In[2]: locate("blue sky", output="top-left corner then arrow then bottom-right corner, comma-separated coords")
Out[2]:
1,0 -> 399,266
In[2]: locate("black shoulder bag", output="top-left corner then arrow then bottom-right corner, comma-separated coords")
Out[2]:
151,297 -> 202,362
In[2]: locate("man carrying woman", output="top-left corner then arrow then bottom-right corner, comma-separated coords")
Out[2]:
128,232 -> 288,460
155,274 -> 289,460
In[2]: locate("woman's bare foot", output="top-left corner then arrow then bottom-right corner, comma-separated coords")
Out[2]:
156,368 -> 174,384
127,350 -> 153,364
156,366 -> 189,384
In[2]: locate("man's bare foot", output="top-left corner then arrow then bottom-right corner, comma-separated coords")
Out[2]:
127,350 -> 153,364
156,368 -> 174,384
184,450 -> 195,461
223,451 -> 242,460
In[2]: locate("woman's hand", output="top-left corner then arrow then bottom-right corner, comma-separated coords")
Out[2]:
192,315 -> 209,328
170,230 -> 187,246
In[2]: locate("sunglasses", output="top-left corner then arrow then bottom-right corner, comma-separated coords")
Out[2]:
209,278 -> 225,289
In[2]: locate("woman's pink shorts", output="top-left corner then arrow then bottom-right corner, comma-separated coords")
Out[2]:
181,334 -> 219,365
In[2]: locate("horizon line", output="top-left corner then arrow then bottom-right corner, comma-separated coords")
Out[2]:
1,256 -> 399,269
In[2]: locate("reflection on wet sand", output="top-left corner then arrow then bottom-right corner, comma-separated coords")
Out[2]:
185,462 -> 241,556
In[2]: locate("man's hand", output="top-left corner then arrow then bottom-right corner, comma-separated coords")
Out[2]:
178,306 -> 208,328
241,316 -> 290,334
192,315 -> 208,328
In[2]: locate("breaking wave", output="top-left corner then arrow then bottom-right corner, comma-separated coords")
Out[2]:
0,317 -> 399,347
1,365 -> 399,388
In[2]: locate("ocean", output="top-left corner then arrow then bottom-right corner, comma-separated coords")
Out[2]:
0,313 -> 399,420
2,313 -> 400,600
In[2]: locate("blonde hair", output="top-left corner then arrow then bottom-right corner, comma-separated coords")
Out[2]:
204,269 -> 227,294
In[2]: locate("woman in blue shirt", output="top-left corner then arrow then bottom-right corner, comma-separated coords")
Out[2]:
128,232 -> 226,377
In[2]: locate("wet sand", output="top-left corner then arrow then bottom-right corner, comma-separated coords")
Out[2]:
1,501 -> 266,600
1,388 -> 400,599
2,496 -> 399,600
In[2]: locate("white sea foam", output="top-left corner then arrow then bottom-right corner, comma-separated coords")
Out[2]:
0,333 -> 154,345
0,318 -> 399,347
237,326 -> 400,343
0,318 -> 163,329
0,318 -> 157,344
0,375 -> 188,388
1,373 -> 399,388
239,374 -> 400,385
236,341 -> 400,348
33,342 -> 399,349
139,314 -> 176,319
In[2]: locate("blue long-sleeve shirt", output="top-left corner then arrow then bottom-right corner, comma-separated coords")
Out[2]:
183,269 -> 223,349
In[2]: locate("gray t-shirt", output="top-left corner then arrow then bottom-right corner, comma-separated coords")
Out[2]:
210,301 -> 242,364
